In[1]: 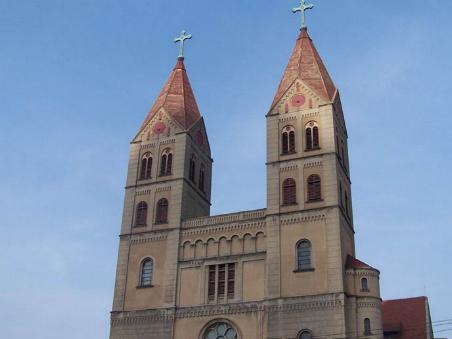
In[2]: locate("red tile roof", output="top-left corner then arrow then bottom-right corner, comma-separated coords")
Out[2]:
382,296 -> 430,339
140,57 -> 202,131
271,27 -> 337,109
345,255 -> 378,271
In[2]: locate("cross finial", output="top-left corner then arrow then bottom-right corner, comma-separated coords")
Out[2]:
292,0 -> 314,29
174,30 -> 193,59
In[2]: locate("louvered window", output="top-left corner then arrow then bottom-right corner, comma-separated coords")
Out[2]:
208,265 -> 216,301
135,202 -> 148,227
307,175 -> 321,202
189,156 -> 196,182
160,149 -> 173,176
207,263 -> 236,303
155,198 -> 168,224
297,240 -> 312,270
283,178 -> 297,205
282,126 -> 296,154
305,121 -> 319,150
140,258 -> 153,287
139,153 -> 152,180
199,165 -> 206,192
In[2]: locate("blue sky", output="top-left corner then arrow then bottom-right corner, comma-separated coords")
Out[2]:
0,1 -> 451,338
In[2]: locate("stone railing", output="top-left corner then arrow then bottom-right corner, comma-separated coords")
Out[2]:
182,208 -> 266,229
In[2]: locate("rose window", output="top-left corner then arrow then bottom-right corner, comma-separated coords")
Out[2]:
204,322 -> 238,339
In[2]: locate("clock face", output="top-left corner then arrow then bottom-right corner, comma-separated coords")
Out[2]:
153,122 -> 166,135
196,131 -> 204,146
291,94 -> 306,107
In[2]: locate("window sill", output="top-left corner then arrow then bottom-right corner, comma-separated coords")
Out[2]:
281,151 -> 297,156
134,224 -> 147,228
138,177 -> 152,181
305,147 -> 321,152
281,202 -> 298,207
137,284 -> 154,289
306,199 -> 323,204
154,221 -> 168,226
159,173 -> 172,177
293,267 -> 315,273
360,288 -> 370,292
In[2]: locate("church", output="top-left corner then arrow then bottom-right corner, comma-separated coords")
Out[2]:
109,3 -> 434,339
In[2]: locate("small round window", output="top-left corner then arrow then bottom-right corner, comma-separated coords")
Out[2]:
204,322 -> 238,339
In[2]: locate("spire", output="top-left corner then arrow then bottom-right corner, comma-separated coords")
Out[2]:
140,31 -> 201,131
140,57 -> 202,131
271,27 -> 337,109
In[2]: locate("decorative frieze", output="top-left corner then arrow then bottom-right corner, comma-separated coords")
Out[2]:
280,213 -> 326,225
280,165 -> 298,172
130,233 -> 168,244
303,161 -> 322,168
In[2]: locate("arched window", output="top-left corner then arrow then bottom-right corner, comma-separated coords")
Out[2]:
297,240 -> 312,270
305,121 -> 319,150
298,330 -> 313,339
282,178 -> 297,205
160,149 -> 173,176
361,277 -> 369,291
155,198 -> 168,224
189,155 -> 196,182
199,164 -> 206,192
281,126 -> 296,154
135,201 -> 148,227
139,258 -> 153,287
307,175 -> 321,202
364,318 -> 371,335
140,153 -> 153,180
203,322 -> 238,339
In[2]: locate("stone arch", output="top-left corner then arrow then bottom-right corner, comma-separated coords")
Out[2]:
243,233 -> 255,253
218,237 -> 229,256
183,241 -> 193,260
195,240 -> 205,258
230,235 -> 242,255
207,238 -> 217,257
256,232 -> 266,252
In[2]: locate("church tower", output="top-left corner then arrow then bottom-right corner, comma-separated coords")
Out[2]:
264,23 -> 382,338
111,32 -> 213,337
110,6 -> 383,339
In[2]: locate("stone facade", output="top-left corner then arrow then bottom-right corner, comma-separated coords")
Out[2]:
109,27 -> 383,339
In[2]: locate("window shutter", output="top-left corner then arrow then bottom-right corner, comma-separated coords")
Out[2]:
160,154 -> 167,175
227,263 -> 235,299
282,132 -> 289,154
306,127 -> 312,150
167,153 -> 173,174
283,178 -> 297,205
146,157 -> 152,179
307,175 -> 321,201
313,126 -> 319,148
140,158 -> 147,180
289,131 -> 296,153
135,202 -> 148,226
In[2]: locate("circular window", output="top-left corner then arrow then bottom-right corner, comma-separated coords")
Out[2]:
204,322 -> 238,339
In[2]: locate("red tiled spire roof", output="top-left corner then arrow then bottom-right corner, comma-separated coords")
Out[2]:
382,297 -> 430,339
140,57 -> 202,131
271,27 -> 337,108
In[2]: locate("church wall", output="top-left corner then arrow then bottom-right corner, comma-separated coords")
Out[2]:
174,311 -> 266,339
267,294 -> 346,338
123,240 -> 168,310
280,220 -> 328,296
243,259 -> 265,301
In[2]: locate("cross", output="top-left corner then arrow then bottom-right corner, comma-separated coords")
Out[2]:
292,0 -> 314,29
174,30 -> 192,59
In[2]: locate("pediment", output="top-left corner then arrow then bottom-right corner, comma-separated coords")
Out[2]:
269,79 -> 327,116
